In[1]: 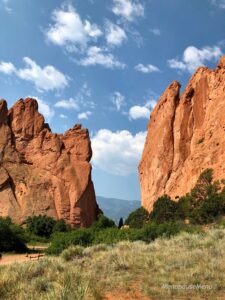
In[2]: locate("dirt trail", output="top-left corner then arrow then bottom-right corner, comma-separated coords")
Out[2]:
0,246 -> 47,266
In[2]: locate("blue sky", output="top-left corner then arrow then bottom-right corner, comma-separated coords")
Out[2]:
0,0 -> 225,200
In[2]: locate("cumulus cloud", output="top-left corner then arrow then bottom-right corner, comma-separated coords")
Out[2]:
128,99 -> 157,120
135,63 -> 160,73
79,46 -> 126,69
167,45 -> 222,73
27,96 -> 55,122
112,92 -> 126,111
112,0 -> 144,21
129,106 -> 150,120
78,111 -> 92,120
45,4 -> 102,51
54,98 -> 79,110
210,0 -> 225,8
91,129 -> 146,175
0,57 -> 69,91
0,61 -> 16,74
105,21 -> 127,46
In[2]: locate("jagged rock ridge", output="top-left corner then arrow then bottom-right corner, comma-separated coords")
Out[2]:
0,98 -> 99,227
139,56 -> 225,211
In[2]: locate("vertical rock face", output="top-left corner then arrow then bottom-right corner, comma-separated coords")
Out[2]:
0,98 -> 99,227
139,56 -> 225,211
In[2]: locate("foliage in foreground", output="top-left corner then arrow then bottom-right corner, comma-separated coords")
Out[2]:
1,229 -> 225,299
47,221 -> 199,255
0,217 -> 27,252
26,215 -> 71,238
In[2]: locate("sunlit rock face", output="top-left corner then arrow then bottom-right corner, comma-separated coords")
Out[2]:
139,56 -> 225,211
0,98 -> 99,227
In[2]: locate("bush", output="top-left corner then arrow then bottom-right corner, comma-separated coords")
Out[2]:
61,245 -> 84,261
26,215 -> 71,238
53,219 -> 71,233
26,215 -> 56,238
150,195 -> 179,223
139,222 -> 199,242
190,193 -> 225,224
0,217 -> 27,252
125,207 -> 149,228
47,229 -> 94,255
91,214 -> 116,230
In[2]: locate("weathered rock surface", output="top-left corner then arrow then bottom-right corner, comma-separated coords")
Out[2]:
0,98 -> 99,227
139,56 -> 225,211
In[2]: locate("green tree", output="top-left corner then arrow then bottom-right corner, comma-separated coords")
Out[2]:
150,195 -> 179,223
118,217 -> 124,229
26,215 -> 56,238
125,207 -> 149,228
0,217 -> 27,252
53,219 -> 71,233
91,214 -> 116,230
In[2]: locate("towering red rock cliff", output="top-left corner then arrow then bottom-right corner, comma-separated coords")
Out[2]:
139,56 -> 225,212
0,98 -> 99,227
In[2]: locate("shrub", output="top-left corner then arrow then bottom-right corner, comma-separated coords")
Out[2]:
177,195 -> 192,219
26,215 -> 56,238
190,193 -> 225,224
47,229 -> 94,255
53,219 -> 71,233
140,222 -> 193,242
0,217 -> 27,252
150,195 -> 179,223
125,207 -> 149,228
91,214 -> 116,230
61,245 -> 84,261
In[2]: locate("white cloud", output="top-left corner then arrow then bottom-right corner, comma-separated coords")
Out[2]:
145,99 -> 157,109
135,63 -> 160,73
0,61 -> 16,74
46,4 -> 102,51
168,46 -> 222,73
0,57 -> 69,91
150,28 -> 161,36
128,99 -> 156,120
59,114 -> 68,119
112,0 -> 144,21
129,105 -> 150,120
54,98 -> 79,110
78,111 -> 92,120
210,0 -> 225,8
79,46 -> 126,69
91,129 -> 146,175
105,21 -> 127,46
27,96 -> 55,122
112,92 -> 126,111
18,57 -> 69,91
55,83 -> 95,112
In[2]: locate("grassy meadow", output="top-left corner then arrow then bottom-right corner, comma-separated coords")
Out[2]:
1,228 -> 225,300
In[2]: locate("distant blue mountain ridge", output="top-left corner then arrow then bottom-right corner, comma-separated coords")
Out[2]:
97,196 -> 140,225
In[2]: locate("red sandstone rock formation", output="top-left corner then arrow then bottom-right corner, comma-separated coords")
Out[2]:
0,98 -> 99,227
139,56 -> 225,212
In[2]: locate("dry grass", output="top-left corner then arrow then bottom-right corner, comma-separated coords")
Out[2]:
1,229 -> 225,299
